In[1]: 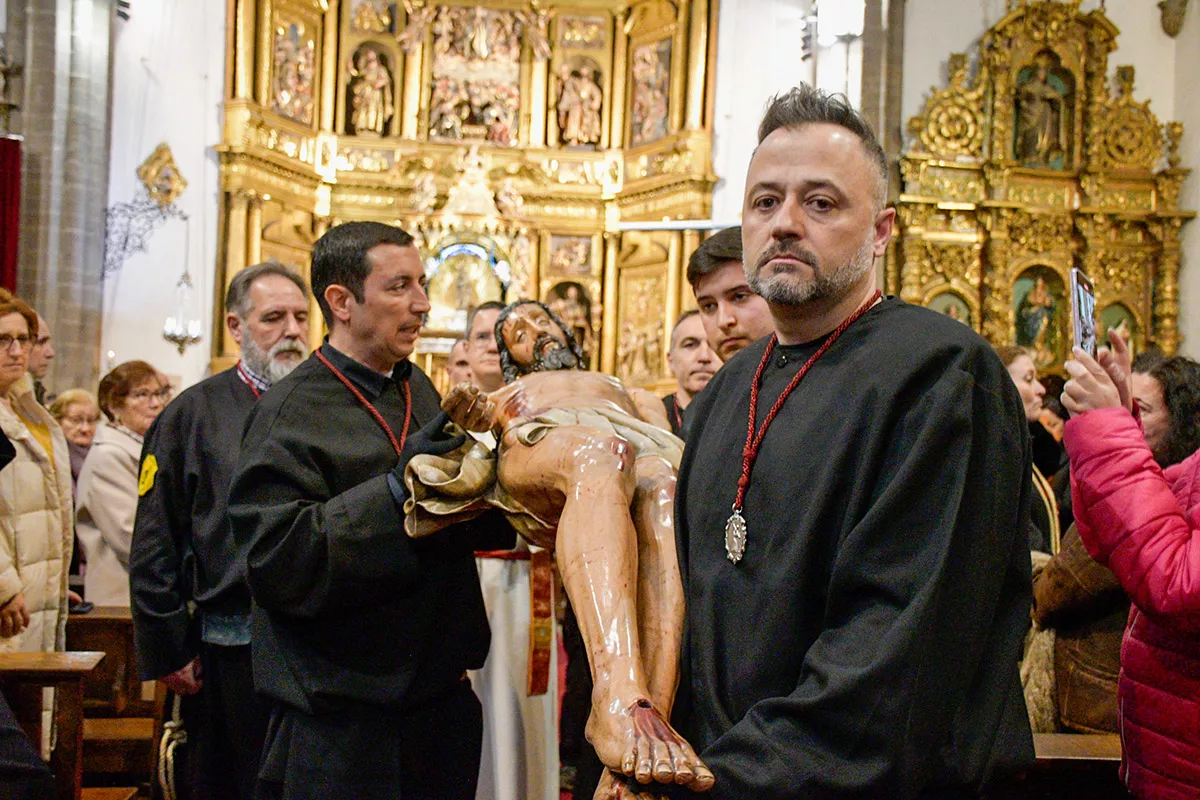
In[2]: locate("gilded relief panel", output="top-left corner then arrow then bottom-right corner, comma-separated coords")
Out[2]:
428,6 -> 522,146
350,0 -> 396,33
271,16 -> 318,126
897,1 -> 1194,362
630,38 -> 671,148
616,266 -> 668,386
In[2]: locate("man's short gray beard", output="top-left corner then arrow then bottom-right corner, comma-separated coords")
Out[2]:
747,236 -> 876,307
242,336 -> 309,384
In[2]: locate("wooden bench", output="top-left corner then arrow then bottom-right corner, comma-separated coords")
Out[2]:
1017,733 -> 1124,800
80,788 -> 138,800
67,607 -> 155,718
0,650 -> 105,800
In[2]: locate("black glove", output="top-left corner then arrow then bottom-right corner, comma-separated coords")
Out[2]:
387,411 -> 468,507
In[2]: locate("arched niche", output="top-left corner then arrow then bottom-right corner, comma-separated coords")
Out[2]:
1013,265 -> 1066,369
1099,302 -> 1139,356
928,291 -> 972,328
422,236 -> 513,335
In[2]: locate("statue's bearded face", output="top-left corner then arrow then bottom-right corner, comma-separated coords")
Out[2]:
500,304 -> 580,376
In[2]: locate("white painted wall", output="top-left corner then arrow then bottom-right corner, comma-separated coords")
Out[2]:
710,0 -> 818,222
1174,5 -> 1200,357
103,0 -> 225,390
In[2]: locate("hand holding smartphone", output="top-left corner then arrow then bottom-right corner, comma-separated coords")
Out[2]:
1070,267 -> 1096,358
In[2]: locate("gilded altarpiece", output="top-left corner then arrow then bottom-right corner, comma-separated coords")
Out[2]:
894,0 -> 1194,370
217,0 -> 717,391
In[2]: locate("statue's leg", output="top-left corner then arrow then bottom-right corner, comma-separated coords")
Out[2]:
629,456 -> 683,716
497,429 -> 709,789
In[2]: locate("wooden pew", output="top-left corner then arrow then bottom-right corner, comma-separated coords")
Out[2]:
66,606 -> 162,789
1020,732 -> 1125,799
0,650 -> 105,800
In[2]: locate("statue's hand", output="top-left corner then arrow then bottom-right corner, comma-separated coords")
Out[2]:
442,382 -> 497,433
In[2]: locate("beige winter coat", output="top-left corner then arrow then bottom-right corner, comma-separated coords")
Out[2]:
76,424 -> 141,606
0,375 -> 73,653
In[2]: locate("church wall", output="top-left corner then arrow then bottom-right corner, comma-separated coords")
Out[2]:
1175,6 -> 1200,358
103,0 -> 226,391
709,0 -> 816,223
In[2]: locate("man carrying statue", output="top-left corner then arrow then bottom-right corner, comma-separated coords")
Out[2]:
403,299 -> 715,793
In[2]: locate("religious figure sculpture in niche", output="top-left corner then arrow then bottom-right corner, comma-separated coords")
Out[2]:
347,44 -> 395,135
1016,273 -> 1058,367
630,40 -> 671,147
351,0 -> 393,33
272,22 -> 316,125
557,59 -> 604,147
1014,52 -> 1070,169
547,281 -> 596,362
444,145 -> 499,216
405,300 -> 715,793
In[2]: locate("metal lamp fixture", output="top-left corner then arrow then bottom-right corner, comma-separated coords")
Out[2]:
162,221 -> 203,354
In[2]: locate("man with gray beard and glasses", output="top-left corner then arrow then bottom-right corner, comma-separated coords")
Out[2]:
130,262 -> 310,800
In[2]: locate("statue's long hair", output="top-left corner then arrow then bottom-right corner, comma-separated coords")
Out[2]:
495,299 -> 586,384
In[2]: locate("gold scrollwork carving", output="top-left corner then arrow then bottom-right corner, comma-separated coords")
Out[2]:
910,54 -> 987,160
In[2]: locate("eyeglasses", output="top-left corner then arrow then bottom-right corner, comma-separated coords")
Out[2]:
127,388 -> 172,403
0,334 -> 31,352
63,415 -> 100,426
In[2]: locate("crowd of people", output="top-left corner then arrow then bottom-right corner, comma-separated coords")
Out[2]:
1,84 -> 1199,800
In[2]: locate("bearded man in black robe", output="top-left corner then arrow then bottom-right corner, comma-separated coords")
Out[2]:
618,86 -> 1035,799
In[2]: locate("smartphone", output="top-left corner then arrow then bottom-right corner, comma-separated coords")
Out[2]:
1070,267 -> 1097,358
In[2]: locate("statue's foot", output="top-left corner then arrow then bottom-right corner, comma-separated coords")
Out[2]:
587,697 -> 715,789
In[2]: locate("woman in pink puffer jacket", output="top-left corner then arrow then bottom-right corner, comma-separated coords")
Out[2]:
1062,335 -> 1200,800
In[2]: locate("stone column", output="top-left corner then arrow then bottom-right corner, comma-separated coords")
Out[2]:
7,0 -> 111,392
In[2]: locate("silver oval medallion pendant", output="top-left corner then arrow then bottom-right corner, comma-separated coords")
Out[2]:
725,509 -> 747,563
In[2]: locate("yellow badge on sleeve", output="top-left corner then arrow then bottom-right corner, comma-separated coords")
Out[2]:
138,455 -> 158,497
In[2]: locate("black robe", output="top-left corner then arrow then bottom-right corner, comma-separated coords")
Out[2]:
228,345 -> 491,714
672,298 -> 1035,799
130,367 -> 258,679
662,393 -> 687,439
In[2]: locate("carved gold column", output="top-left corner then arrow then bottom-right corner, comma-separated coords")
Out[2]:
528,57 -> 549,148
246,195 -> 263,267
669,2 -> 688,134
401,40 -> 424,138
320,2 -> 338,131
980,207 -> 1014,345
1153,217 -> 1183,354
609,9 -> 629,148
680,229 -> 700,309
233,0 -> 258,99
665,232 -> 682,338
600,232 -> 621,373
309,217 -> 330,350
684,0 -> 708,130
256,0 -> 273,107
220,191 -> 251,358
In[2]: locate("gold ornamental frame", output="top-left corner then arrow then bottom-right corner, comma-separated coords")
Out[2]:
216,0 -> 718,392
893,0 -> 1194,370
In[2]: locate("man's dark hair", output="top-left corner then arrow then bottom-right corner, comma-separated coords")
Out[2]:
686,227 -> 743,289
495,299 -> 586,384
757,85 -> 888,208
466,301 -> 507,336
226,261 -> 310,317
669,309 -> 700,351
1140,354 -> 1200,467
310,221 -> 415,325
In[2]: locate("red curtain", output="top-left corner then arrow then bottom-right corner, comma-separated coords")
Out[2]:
0,138 -> 20,292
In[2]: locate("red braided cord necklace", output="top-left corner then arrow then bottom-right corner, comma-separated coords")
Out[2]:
314,349 -> 412,458
725,289 -> 882,563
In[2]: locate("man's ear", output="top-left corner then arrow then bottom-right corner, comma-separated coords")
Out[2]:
323,285 -> 355,327
226,312 -> 245,347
